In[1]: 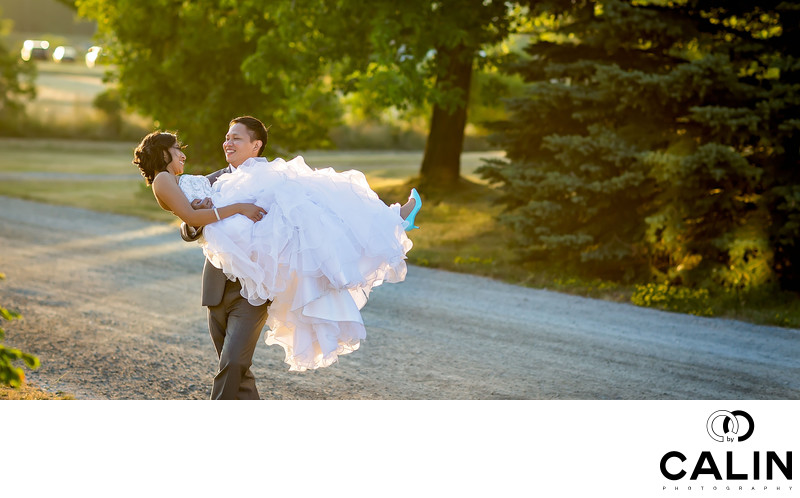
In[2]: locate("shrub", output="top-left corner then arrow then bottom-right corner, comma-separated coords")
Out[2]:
631,282 -> 714,317
93,88 -> 124,136
0,273 -> 40,388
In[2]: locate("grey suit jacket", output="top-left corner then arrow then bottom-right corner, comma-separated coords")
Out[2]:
180,167 -> 231,307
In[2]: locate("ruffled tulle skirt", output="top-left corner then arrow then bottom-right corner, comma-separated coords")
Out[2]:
199,156 -> 412,371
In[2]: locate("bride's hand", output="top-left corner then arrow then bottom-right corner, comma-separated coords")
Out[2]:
237,203 -> 267,222
191,197 -> 213,210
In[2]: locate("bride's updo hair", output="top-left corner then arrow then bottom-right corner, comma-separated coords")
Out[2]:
133,131 -> 179,186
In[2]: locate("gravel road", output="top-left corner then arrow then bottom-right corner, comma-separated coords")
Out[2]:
1,195 -> 798,399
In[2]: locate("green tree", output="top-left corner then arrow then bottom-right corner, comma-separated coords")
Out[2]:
481,0 -> 800,289
0,273 -> 40,388
76,0 -> 343,165
0,7 -> 36,134
240,0 -> 528,189
77,0 -> 527,186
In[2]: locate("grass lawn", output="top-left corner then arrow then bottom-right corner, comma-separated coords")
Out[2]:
1,137 -> 798,328
0,137 -> 137,176
0,137 -> 503,226
0,140 -> 529,288
0,178 -> 176,223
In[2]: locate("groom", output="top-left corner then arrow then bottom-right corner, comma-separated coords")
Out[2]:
181,116 -> 271,400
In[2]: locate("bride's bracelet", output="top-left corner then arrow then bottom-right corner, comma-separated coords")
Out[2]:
213,207 -> 221,221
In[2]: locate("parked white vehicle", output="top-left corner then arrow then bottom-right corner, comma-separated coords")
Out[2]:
53,46 -> 78,63
85,46 -> 104,68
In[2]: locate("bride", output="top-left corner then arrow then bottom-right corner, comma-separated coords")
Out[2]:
133,128 -> 421,371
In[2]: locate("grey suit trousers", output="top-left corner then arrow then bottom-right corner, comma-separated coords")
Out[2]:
207,275 -> 269,400
181,166 -> 271,400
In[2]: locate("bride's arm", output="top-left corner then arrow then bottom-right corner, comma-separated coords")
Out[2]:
152,174 -> 265,226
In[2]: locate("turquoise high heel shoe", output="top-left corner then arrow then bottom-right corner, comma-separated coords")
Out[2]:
402,188 -> 422,231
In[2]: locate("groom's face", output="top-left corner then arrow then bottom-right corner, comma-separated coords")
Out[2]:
223,123 -> 261,168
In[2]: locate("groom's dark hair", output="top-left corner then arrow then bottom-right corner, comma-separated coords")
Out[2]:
230,116 -> 270,156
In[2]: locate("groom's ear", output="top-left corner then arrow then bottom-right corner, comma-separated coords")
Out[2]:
253,140 -> 262,154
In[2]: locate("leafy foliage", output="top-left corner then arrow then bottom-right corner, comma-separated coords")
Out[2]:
631,282 -> 713,317
76,0 -> 527,185
0,11 -> 41,387
481,0 -> 800,290
76,0 -> 342,165
93,88 -> 124,135
0,273 -> 40,388
0,7 -> 36,134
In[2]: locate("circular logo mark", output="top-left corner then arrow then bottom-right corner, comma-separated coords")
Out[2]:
706,410 -> 754,442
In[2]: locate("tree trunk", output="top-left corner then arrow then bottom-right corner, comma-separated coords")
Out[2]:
419,45 -> 473,190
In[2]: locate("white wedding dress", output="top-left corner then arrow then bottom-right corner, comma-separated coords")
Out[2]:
178,156 -> 413,371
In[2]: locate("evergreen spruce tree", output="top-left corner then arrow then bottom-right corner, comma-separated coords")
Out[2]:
481,0 -> 800,289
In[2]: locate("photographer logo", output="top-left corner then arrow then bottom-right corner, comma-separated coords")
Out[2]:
660,409 -> 793,491
707,410 -> 754,443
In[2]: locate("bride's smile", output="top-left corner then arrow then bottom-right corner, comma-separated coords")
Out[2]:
166,144 -> 187,175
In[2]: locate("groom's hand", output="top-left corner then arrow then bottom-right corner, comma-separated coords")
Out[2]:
191,197 -> 213,210
183,198 -> 211,242
180,222 -> 203,242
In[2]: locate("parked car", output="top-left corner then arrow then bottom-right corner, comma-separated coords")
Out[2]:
53,46 -> 78,63
85,46 -> 105,68
20,40 -> 50,61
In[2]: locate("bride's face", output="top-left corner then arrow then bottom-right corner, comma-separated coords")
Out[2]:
166,142 -> 186,175
224,123 -> 261,167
